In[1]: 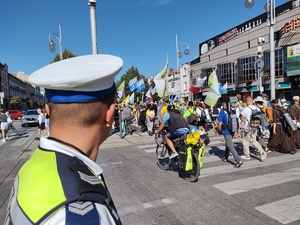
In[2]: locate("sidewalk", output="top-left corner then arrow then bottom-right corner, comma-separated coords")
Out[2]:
101,126 -> 216,149
101,126 -> 156,149
0,130 -> 39,223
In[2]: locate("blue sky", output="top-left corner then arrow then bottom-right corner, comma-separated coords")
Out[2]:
1,0 -> 288,82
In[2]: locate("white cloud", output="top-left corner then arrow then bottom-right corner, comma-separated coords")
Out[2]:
158,0 -> 174,6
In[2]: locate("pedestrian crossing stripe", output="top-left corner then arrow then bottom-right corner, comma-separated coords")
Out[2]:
255,195 -> 300,224
129,135 -> 300,224
200,152 -> 300,178
213,167 -> 300,195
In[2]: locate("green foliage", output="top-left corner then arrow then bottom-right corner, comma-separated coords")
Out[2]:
116,66 -> 156,103
10,96 -> 21,106
51,49 -> 77,63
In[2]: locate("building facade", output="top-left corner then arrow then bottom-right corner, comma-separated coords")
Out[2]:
167,63 -> 192,101
0,65 -> 45,110
190,0 -> 300,102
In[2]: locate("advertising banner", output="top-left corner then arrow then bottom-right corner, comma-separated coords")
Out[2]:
287,43 -> 300,76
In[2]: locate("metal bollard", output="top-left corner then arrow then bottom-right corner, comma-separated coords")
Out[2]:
119,111 -> 123,139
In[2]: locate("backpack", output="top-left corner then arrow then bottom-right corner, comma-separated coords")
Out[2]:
250,107 -> 270,130
198,109 -> 206,122
212,106 -> 219,116
250,108 -> 262,128
227,112 -> 238,133
261,105 -> 273,123
221,110 -> 238,133
187,110 -> 197,125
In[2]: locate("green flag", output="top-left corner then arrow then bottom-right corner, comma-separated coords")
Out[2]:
117,80 -> 125,99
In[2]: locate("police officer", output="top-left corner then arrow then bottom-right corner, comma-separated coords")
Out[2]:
5,55 -> 123,225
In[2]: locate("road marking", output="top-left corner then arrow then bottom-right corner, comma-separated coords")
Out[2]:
213,167 -> 300,195
117,197 -> 177,216
100,161 -> 123,166
137,144 -> 157,149
200,153 -> 300,178
255,195 -> 300,224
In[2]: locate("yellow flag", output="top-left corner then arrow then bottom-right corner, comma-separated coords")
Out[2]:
120,95 -> 130,105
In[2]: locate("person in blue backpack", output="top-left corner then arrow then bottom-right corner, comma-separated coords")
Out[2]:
215,102 -> 243,168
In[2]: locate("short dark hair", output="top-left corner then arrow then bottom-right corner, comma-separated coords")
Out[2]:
188,101 -> 193,107
48,95 -> 114,128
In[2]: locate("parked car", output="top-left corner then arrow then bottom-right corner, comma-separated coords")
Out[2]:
8,110 -> 23,120
21,109 -> 39,127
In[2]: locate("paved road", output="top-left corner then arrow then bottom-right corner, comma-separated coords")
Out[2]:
100,129 -> 300,225
1,125 -> 300,225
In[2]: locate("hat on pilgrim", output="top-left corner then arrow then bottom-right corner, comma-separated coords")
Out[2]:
29,54 -> 123,103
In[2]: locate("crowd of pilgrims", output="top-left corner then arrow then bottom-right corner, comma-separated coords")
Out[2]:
113,93 -> 300,155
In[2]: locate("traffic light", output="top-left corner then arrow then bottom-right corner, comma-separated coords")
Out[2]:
246,80 -> 252,90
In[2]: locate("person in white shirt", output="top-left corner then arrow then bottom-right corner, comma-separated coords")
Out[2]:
36,108 -> 47,140
280,98 -> 289,110
237,96 -> 267,162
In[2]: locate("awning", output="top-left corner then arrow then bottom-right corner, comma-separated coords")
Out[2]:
264,82 -> 291,90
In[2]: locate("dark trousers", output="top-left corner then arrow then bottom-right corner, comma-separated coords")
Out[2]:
124,118 -> 132,134
224,133 -> 241,163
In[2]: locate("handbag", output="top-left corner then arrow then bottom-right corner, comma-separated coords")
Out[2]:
7,115 -> 12,124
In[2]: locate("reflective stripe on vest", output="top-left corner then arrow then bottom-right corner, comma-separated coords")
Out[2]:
17,149 -> 66,223
7,148 -> 121,225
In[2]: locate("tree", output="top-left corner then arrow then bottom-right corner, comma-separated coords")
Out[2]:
115,66 -> 150,103
51,49 -> 77,63
10,96 -> 21,109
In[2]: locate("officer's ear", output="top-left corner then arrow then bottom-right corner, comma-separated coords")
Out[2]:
45,103 -> 50,117
104,102 -> 115,128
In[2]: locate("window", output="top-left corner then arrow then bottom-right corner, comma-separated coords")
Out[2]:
237,56 -> 257,82
263,48 -> 286,77
217,62 -> 234,84
184,82 -> 187,91
201,67 -> 214,87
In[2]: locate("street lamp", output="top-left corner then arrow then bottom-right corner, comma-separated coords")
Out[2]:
48,23 -> 63,61
176,34 -> 189,99
244,0 -> 276,100
88,0 -> 98,54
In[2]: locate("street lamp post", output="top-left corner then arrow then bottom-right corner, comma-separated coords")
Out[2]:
176,34 -> 189,99
48,23 -> 63,61
244,0 -> 276,100
268,0 -> 276,101
88,0 -> 98,54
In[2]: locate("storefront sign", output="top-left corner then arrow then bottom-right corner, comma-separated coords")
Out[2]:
198,1 -> 293,56
283,18 -> 300,34
287,43 -> 300,76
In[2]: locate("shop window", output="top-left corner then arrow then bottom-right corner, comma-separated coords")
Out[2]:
263,48 -> 286,77
201,67 -> 214,87
217,62 -> 234,84
237,56 -> 257,82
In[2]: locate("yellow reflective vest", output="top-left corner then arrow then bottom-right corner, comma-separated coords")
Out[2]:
5,148 -> 121,225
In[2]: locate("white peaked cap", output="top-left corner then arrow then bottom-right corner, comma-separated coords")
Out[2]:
29,54 -> 123,103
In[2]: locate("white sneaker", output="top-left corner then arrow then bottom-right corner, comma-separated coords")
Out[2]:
5,137 -> 8,141
240,154 -> 251,160
260,151 -> 267,162
169,152 -> 178,159
2,139 -> 6,143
